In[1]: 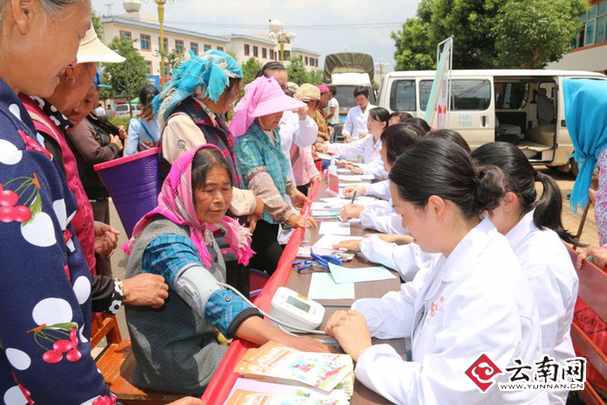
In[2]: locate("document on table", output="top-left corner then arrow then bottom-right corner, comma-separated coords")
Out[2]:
328,262 -> 396,284
308,273 -> 355,300
312,235 -> 363,251
319,222 -> 351,236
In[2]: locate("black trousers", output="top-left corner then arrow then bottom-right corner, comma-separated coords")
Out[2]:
249,220 -> 284,275
297,183 -> 311,196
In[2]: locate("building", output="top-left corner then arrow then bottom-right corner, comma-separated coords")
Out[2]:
548,0 -> 607,74
100,1 -> 321,83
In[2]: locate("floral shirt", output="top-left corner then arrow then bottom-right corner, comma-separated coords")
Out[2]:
0,79 -> 112,403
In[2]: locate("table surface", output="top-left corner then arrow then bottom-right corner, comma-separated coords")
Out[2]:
202,182 -> 404,404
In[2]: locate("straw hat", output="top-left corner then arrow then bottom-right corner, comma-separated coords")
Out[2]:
295,83 -> 321,102
77,24 -> 126,64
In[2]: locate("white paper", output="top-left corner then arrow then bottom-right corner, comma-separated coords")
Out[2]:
338,174 -> 374,182
316,152 -> 334,160
328,262 -> 396,284
319,222 -> 351,236
312,235 -> 363,251
308,273 -> 355,300
228,378 -> 350,404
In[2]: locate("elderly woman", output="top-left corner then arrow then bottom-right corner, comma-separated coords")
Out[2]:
155,50 -> 263,294
125,144 -> 326,394
231,77 -> 317,274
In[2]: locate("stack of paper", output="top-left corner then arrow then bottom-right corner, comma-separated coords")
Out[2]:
226,378 -> 350,405
319,222 -> 351,236
308,273 -> 355,300
234,342 -> 354,396
337,174 -> 374,182
312,235 -> 362,251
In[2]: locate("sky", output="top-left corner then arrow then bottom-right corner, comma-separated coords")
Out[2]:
92,0 -> 421,70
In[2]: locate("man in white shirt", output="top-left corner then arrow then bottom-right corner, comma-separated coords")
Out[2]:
325,85 -> 340,127
343,86 -> 375,141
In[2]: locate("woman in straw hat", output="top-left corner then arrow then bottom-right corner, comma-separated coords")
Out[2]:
231,76 -> 317,274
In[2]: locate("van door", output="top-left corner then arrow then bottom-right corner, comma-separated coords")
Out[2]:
387,77 -> 417,113
418,76 -> 495,149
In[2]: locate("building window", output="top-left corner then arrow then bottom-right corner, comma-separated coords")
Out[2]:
253,46 -> 259,57
145,60 -> 152,74
283,50 -> 291,60
204,44 -> 212,52
305,56 -> 309,66
262,47 -> 267,59
190,42 -> 199,55
140,34 -> 151,50
244,44 -> 250,56
576,1 -> 607,48
158,37 -> 169,52
175,39 -> 184,54
269,49 -> 275,60
119,31 -> 132,42
217,47 -> 224,51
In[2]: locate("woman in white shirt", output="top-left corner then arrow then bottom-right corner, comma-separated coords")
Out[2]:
339,124 -> 420,234
326,138 -> 546,404
472,142 -> 579,405
319,107 -> 390,179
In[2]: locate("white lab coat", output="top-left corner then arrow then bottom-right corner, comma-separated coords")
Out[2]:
343,103 -> 376,140
328,135 -> 387,179
360,237 -> 435,281
279,110 -> 318,181
365,179 -> 391,201
359,200 -> 406,234
506,210 -> 578,405
353,219 -> 547,405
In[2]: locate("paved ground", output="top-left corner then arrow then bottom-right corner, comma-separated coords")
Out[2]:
107,168 -> 599,338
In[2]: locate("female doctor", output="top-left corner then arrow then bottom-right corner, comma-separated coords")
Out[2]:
472,142 -> 578,405
325,138 -> 546,404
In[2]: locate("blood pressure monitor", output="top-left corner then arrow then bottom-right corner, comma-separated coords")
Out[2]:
270,287 -> 326,331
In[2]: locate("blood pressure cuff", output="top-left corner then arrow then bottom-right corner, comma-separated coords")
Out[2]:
205,290 -> 263,339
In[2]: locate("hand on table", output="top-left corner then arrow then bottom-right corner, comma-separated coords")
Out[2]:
276,335 -> 331,353
339,204 -> 364,221
349,166 -> 364,175
287,213 -> 317,229
315,142 -> 329,154
94,221 -> 120,256
342,185 -> 367,199
324,310 -> 372,361
122,273 -> 169,308
334,239 -> 362,252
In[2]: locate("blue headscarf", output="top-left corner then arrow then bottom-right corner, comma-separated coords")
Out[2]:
564,79 -> 607,212
153,49 -> 242,129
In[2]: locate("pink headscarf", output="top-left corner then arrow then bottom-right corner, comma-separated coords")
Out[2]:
126,144 -> 254,268
229,76 -> 305,137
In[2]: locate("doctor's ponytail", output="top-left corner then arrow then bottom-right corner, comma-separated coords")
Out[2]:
389,137 -> 505,219
471,142 -> 578,245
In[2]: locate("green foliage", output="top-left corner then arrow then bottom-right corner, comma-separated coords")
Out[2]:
108,116 -> 131,129
392,0 -> 587,70
304,69 -> 324,85
241,57 -> 262,85
493,0 -> 587,68
102,37 -> 148,100
92,13 -> 103,38
160,50 -> 185,77
287,56 -> 307,85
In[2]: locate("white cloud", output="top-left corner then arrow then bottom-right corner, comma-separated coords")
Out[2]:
93,0 -> 419,67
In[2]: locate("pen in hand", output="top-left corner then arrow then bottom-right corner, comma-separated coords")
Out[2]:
350,190 -> 357,205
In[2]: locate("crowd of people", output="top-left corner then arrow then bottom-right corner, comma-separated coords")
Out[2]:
0,0 -> 605,403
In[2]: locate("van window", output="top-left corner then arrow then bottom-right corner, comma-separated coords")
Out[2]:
495,82 -> 527,110
420,79 -> 492,111
389,80 -> 416,112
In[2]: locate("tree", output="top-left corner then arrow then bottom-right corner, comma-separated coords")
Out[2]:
241,57 -> 262,85
102,37 -> 148,100
92,13 -> 103,38
304,69 -> 324,85
493,0 -> 586,68
287,56 -> 307,85
392,0 -> 586,70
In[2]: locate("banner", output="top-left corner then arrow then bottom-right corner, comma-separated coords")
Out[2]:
424,37 -> 453,129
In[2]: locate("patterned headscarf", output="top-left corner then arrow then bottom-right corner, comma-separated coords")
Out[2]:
126,144 -> 254,267
153,50 -> 242,130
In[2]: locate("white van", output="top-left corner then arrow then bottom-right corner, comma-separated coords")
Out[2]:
379,69 -> 607,169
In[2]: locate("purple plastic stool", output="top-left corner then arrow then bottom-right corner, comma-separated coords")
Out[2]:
94,148 -> 160,237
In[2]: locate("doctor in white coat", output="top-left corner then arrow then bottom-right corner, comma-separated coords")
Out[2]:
339,124 -> 420,234
326,138 -> 547,404
472,142 -> 579,405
